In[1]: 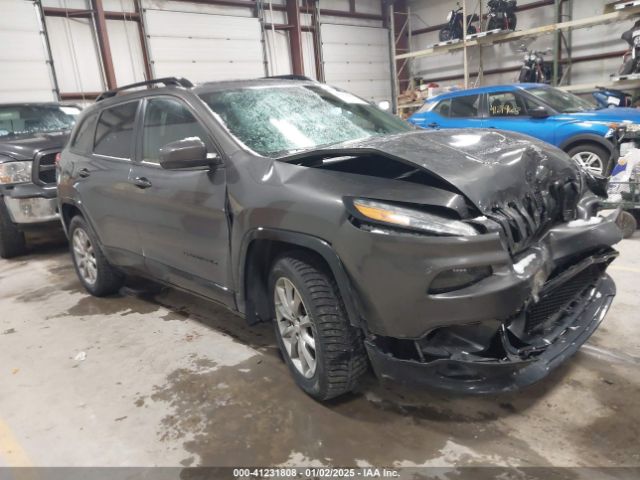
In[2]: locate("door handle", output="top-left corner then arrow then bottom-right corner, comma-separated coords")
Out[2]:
78,168 -> 90,178
428,122 -> 439,128
133,177 -> 152,189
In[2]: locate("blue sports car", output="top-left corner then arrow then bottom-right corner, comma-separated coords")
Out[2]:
409,83 -> 640,176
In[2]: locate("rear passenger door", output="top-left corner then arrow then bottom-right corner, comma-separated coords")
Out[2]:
429,94 -> 483,129
73,100 -> 144,269
129,96 -> 232,305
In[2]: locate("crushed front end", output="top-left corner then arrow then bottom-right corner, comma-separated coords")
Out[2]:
328,131 -> 623,393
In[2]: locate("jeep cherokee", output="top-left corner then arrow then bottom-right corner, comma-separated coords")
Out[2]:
57,77 -> 622,399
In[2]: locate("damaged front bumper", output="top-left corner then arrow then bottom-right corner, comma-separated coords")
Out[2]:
366,256 -> 616,393
345,211 -> 622,393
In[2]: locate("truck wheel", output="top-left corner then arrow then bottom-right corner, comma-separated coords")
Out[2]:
617,211 -> 637,239
269,253 -> 368,400
568,144 -> 610,176
68,215 -> 124,296
0,198 -> 27,259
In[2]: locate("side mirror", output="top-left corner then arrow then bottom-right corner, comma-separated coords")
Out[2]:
530,106 -> 550,119
159,138 -> 220,170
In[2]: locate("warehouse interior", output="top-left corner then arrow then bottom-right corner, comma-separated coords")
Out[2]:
1,0 -> 640,476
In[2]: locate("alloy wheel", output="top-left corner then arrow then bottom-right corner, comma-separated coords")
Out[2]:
274,277 -> 317,378
572,151 -> 604,175
72,228 -> 97,285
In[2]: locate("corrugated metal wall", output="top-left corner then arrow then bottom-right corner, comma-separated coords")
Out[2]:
0,0 -> 56,102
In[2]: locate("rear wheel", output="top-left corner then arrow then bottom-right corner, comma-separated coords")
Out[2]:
69,215 -> 124,296
507,13 -> 517,30
487,16 -> 500,31
0,198 -> 26,259
568,144 -> 611,176
269,253 -> 367,400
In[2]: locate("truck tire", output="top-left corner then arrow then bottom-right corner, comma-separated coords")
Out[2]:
0,198 -> 27,259
68,215 -> 124,296
567,144 -> 611,177
269,252 -> 368,400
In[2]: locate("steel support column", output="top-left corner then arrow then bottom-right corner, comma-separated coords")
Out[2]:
286,0 -> 304,75
91,0 -> 117,89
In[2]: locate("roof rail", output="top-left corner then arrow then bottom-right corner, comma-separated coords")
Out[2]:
264,74 -> 316,82
95,77 -> 193,102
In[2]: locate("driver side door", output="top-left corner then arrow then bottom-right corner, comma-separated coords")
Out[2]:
129,95 -> 232,306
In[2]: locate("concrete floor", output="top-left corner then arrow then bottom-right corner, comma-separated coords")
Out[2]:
0,233 -> 639,470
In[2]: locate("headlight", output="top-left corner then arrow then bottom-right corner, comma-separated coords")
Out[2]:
446,11 -> 453,22
351,198 -> 478,236
0,160 -> 32,184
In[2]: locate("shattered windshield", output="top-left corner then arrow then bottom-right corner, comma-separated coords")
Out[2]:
0,105 -> 81,138
199,85 -> 410,157
527,87 -> 595,113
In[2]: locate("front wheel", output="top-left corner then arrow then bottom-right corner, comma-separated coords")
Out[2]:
507,13 -> 517,30
68,215 -> 124,296
269,253 -> 368,400
568,144 -> 611,177
439,27 -> 452,42
0,198 -> 26,259
616,211 -> 637,238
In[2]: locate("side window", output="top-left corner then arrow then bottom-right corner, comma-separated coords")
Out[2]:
93,102 -> 138,159
433,99 -> 451,117
142,97 -> 209,164
488,92 -> 528,117
70,113 -> 96,153
449,95 -> 480,118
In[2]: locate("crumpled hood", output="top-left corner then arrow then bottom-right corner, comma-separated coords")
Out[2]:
0,131 -> 68,161
316,129 -> 580,214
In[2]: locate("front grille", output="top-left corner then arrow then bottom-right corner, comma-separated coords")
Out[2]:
34,151 -> 58,185
525,264 -> 604,334
489,180 -> 580,253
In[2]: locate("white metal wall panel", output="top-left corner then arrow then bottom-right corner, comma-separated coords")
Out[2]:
0,1 -> 55,102
45,16 -> 105,93
321,23 -> 392,103
107,19 -> 147,86
144,9 -> 265,82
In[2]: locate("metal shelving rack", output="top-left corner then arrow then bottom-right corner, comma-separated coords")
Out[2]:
390,0 -> 640,112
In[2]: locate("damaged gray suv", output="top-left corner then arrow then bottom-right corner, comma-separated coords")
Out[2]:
58,77 -> 622,400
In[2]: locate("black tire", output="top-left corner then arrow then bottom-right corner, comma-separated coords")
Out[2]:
487,17 -> 500,31
617,211 -> 638,239
467,25 -> 477,35
507,13 -> 517,30
68,215 -> 124,296
518,67 -> 531,83
269,253 -> 368,401
439,27 -> 452,42
0,198 -> 27,259
620,58 -> 635,76
566,144 -> 611,177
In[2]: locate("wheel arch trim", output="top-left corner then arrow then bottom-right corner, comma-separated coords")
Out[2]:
236,228 -> 364,329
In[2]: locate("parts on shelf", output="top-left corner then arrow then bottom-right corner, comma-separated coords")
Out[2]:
615,1 -> 640,11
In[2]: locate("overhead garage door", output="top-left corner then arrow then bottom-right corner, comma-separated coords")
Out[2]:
0,1 -> 55,102
144,9 -> 265,83
321,24 -> 391,104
